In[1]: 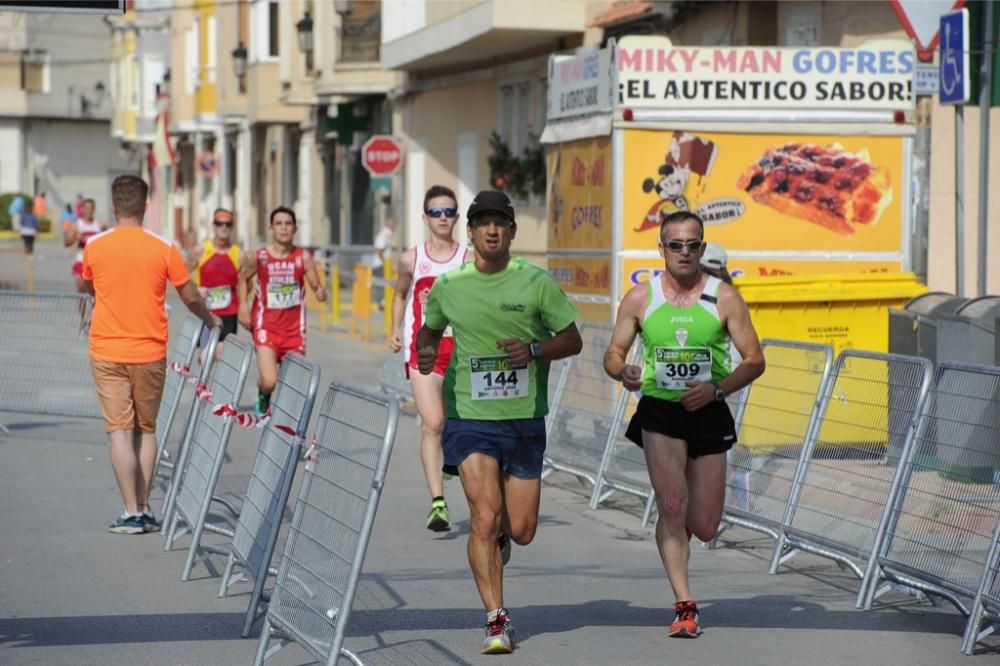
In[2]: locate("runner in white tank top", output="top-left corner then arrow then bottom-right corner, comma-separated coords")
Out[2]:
389,186 -> 470,533
63,198 -> 106,294
402,240 -> 468,367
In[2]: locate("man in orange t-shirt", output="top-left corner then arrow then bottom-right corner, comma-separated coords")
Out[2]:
83,175 -> 220,535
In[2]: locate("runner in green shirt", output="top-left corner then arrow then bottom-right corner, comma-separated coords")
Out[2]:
604,211 -> 764,640
417,190 -> 582,656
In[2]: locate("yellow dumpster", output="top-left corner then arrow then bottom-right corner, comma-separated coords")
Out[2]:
734,272 -> 928,453
735,272 -> 929,357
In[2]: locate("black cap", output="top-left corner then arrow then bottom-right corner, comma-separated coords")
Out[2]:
467,190 -> 515,222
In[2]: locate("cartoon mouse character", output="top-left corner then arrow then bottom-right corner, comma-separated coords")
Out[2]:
637,162 -> 690,232
636,131 -> 719,233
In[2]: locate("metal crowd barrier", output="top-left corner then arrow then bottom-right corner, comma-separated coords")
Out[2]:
376,350 -> 412,403
0,290 -> 99,419
859,363 -> 1000,629
543,322 -> 618,487
162,337 -> 254,580
217,352 -> 322,637
159,328 -> 221,522
715,340 -> 833,544
587,344 -> 654,525
964,521 -> 1000,654
770,351 -> 933,595
254,383 -> 400,666
152,314 -> 203,481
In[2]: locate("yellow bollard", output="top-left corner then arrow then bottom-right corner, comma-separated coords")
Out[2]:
331,262 -> 341,326
383,259 -> 394,337
350,264 -> 373,343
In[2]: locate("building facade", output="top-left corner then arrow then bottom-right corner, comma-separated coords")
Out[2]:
1,9 -> 132,226
381,0 -> 600,263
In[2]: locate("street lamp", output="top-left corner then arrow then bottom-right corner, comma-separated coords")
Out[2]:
296,11 -> 314,55
231,42 -> 248,79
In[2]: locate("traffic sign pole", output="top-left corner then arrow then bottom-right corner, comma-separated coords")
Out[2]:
977,0 -> 993,296
940,8 -> 972,295
956,105 -> 965,297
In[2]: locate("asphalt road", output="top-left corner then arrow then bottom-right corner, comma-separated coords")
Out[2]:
0,239 -> 995,664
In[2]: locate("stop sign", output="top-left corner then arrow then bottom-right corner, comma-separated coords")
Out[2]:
361,135 -> 402,176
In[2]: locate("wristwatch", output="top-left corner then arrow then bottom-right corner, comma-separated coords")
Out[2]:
713,383 -> 725,402
529,342 -> 544,360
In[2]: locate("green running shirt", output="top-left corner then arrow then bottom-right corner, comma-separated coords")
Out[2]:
424,257 -> 579,420
639,275 -> 732,402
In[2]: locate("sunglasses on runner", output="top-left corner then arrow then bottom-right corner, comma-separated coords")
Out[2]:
664,239 -> 704,253
425,207 -> 458,218
213,220 -> 234,228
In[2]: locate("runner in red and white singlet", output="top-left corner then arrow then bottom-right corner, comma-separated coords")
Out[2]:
389,185 -> 470,533
238,206 -> 326,415
402,241 -> 468,375
251,245 -> 306,351
63,198 -> 106,294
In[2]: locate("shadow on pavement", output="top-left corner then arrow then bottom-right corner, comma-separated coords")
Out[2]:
0,612 -> 245,647
345,596 -> 971,641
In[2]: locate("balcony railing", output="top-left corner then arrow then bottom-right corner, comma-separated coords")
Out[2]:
339,11 -> 380,64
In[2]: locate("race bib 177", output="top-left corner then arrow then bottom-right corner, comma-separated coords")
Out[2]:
266,283 -> 301,309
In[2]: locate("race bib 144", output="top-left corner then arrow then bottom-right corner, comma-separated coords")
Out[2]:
469,355 -> 529,401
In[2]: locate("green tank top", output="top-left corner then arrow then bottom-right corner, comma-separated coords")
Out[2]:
639,274 -> 732,402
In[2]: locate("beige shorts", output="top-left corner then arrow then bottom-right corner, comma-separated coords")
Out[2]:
90,357 -> 166,433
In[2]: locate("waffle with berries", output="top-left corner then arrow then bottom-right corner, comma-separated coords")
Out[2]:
737,143 -> 892,236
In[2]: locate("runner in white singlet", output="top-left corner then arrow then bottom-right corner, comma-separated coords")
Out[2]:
389,185 -> 470,532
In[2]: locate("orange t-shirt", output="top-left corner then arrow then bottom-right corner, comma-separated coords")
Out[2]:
82,226 -> 191,363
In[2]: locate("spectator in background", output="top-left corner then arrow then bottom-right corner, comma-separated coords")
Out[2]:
373,217 -> 396,309
19,199 -> 39,255
8,194 -> 25,232
75,193 -> 84,219
700,242 -> 732,285
33,191 -> 47,219
60,204 -> 75,233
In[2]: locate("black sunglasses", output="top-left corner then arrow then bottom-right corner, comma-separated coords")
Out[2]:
664,239 -> 704,253
213,221 -> 234,228
425,207 -> 458,218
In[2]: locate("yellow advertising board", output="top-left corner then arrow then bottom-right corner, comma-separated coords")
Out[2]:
621,257 -> 903,291
547,136 -> 613,250
621,129 -> 906,255
550,255 -> 613,323
550,256 -> 613,295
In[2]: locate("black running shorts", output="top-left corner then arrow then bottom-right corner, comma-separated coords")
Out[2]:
624,395 -> 737,459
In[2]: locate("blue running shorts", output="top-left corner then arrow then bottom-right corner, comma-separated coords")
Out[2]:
442,417 -> 547,480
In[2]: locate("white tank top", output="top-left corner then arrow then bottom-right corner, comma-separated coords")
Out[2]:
75,218 -> 104,262
402,242 -> 469,363
76,218 -> 103,262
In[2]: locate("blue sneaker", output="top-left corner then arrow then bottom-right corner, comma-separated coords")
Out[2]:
109,512 -> 145,535
255,392 -> 271,416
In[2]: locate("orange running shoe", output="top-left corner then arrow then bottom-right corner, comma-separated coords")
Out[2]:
669,600 -> 702,638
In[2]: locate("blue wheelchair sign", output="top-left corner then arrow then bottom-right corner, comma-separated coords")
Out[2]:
940,9 -> 971,104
